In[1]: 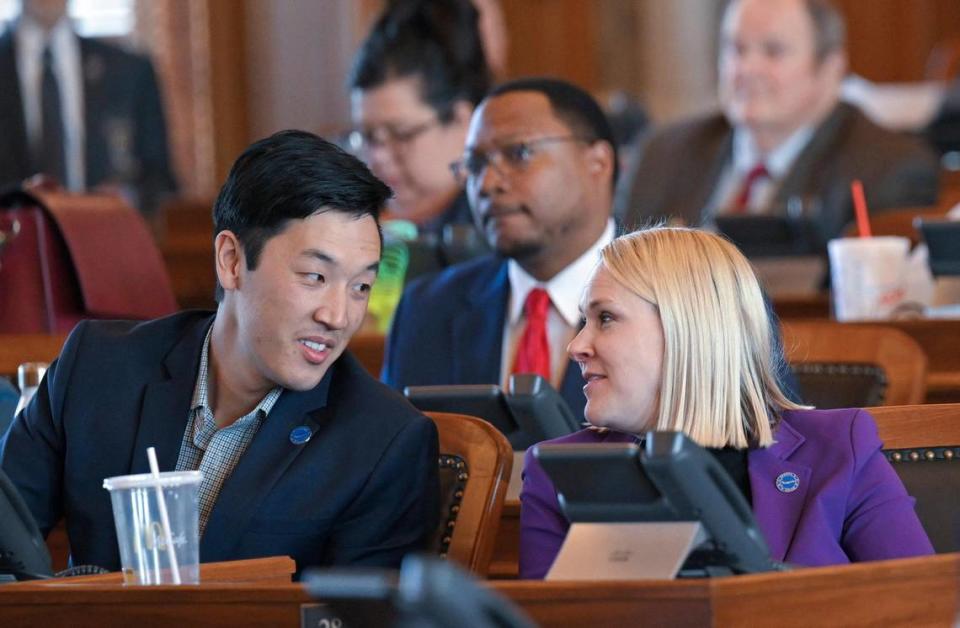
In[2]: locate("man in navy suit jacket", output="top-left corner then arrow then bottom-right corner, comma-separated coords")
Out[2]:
0,131 -> 439,573
0,1 -> 176,213
383,78 -> 621,422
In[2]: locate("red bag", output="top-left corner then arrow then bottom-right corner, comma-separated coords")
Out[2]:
0,189 -> 177,333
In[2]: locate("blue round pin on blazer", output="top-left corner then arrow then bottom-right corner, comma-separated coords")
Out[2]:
776,472 -> 800,493
289,426 -> 312,445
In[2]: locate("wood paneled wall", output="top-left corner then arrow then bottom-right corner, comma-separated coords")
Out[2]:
500,0 -> 599,90
136,0 -> 960,199
835,0 -> 960,82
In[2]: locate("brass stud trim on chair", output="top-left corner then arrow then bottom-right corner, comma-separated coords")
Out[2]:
885,447 -> 960,463
436,453 -> 469,556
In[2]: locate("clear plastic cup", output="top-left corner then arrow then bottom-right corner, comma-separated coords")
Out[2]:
103,471 -> 202,585
828,236 -> 910,321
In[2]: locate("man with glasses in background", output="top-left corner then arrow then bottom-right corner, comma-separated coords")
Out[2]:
382,78 -> 618,418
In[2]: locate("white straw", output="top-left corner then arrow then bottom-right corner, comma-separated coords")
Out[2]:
146,447 -> 181,585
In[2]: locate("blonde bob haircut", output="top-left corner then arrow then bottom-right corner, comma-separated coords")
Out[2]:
600,227 -> 807,449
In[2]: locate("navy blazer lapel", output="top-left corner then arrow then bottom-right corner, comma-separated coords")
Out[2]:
748,419 -> 812,561
200,373 -> 332,560
129,316 -> 213,475
451,260 -> 509,384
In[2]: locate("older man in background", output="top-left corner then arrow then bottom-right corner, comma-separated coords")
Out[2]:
622,0 -> 939,243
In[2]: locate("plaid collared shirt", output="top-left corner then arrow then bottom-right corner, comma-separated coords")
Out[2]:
175,326 -> 282,535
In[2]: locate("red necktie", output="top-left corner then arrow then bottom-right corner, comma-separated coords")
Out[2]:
512,288 -> 551,381
733,162 -> 769,213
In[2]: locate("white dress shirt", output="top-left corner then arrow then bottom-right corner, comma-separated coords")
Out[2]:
15,16 -> 86,191
500,219 -> 616,389
709,124 -> 815,216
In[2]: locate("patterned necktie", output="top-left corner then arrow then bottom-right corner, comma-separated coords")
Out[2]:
39,45 -> 66,183
732,162 -> 769,214
512,287 -> 551,381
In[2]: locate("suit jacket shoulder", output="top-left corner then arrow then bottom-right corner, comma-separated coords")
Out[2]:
776,103 -> 939,239
0,31 -> 29,188
623,112 -> 732,228
383,255 -> 509,390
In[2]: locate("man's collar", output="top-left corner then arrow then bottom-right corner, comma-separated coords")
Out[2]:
16,16 -> 74,52
506,218 -> 615,327
732,124 -> 816,179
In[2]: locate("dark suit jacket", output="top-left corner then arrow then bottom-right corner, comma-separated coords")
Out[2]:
623,103 -> 939,242
0,311 -> 440,572
383,255 -> 588,424
0,377 -> 17,437
0,30 -> 176,213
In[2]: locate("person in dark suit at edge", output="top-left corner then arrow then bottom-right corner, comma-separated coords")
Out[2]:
349,0 -> 490,237
621,0 -> 939,243
0,130 -> 440,574
383,78 -> 623,420
0,0 -> 177,214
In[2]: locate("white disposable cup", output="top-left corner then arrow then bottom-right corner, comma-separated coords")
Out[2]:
103,471 -> 202,585
828,236 -> 910,321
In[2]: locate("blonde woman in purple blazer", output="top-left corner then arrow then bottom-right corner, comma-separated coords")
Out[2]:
519,227 -> 933,579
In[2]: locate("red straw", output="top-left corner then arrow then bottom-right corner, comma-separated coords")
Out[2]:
850,179 -> 872,238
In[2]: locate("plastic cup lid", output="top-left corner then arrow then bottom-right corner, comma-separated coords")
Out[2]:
103,470 -> 203,491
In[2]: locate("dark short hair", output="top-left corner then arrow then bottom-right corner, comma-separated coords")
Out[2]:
486,77 -> 619,189
348,0 -> 491,122
212,130 -> 391,301
805,0 -> 846,61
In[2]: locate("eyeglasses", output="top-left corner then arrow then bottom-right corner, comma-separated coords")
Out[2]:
449,135 -> 593,184
349,118 -> 441,154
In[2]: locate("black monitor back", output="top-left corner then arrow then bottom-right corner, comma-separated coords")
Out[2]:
0,468 -> 52,581
919,220 -> 960,276
405,374 -> 580,449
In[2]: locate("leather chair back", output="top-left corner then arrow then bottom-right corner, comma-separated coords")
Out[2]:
783,322 -> 927,407
426,411 -> 513,576
0,189 -> 177,333
871,404 -> 960,553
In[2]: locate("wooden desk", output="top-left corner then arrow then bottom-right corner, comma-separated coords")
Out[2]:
0,557 -> 301,627
489,499 -> 520,579
2,555 -> 957,627
491,552 -> 960,627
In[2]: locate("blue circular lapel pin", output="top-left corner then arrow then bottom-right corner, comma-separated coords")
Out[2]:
776,472 -> 800,493
289,426 -> 312,445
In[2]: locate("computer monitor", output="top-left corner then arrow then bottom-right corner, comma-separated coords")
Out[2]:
715,215 -> 824,257
0,468 -> 53,582
303,554 -> 534,628
918,219 -> 960,276
534,432 -> 784,576
404,374 -> 581,449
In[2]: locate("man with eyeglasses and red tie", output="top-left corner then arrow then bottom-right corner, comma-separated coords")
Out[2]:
382,78 -> 620,418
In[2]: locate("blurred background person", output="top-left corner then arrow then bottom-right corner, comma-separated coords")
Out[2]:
349,0 -> 492,237
0,0 -> 177,214
520,227 -> 934,579
622,0 -> 939,245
